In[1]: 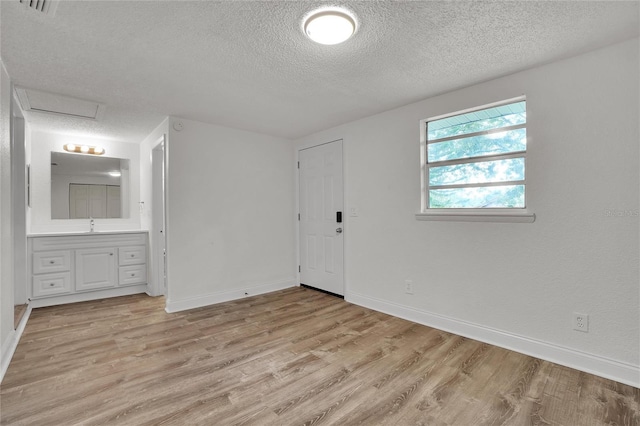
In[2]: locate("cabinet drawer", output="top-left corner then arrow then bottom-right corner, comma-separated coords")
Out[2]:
119,264 -> 147,286
33,272 -> 71,298
33,251 -> 71,274
119,246 -> 146,266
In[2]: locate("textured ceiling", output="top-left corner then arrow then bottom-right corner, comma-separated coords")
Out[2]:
1,1 -> 638,142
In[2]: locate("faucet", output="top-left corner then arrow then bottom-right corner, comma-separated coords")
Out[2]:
90,217 -> 95,233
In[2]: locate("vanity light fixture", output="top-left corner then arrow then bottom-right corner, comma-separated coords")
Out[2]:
304,9 -> 356,45
63,143 -> 105,155
108,171 -> 122,177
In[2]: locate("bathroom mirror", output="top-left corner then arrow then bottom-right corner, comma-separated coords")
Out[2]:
51,152 -> 130,219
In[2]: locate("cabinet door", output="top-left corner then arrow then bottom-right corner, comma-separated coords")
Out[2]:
89,185 -> 107,218
69,184 -> 89,219
75,248 -> 117,292
106,186 -> 121,218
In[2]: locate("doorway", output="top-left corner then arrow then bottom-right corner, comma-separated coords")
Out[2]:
298,139 -> 344,296
151,137 -> 166,296
11,99 -> 27,326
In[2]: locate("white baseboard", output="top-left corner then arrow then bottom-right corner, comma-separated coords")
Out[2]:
346,291 -> 639,388
165,279 -> 297,313
1,304 -> 32,383
29,285 -> 148,309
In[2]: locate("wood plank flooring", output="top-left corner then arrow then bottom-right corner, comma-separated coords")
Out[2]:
13,305 -> 27,329
1,287 -> 638,425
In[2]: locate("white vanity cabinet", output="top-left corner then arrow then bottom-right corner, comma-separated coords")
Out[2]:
28,232 -> 148,307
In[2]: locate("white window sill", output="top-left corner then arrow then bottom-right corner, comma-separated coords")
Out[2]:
415,210 -> 536,223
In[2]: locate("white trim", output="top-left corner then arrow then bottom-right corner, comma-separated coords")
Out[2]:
346,291 -> 639,388
14,86 -> 105,121
415,211 -> 535,223
149,135 -> 166,297
428,123 -> 527,144
424,95 -> 527,124
165,279 -> 296,313
29,284 -> 148,308
1,304 -> 32,383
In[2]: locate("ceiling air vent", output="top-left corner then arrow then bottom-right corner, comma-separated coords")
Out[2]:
18,0 -> 59,16
15,87 -> 105,121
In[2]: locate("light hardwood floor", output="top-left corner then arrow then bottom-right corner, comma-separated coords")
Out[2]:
1,287 -> 638,425
13,305 -> 27,329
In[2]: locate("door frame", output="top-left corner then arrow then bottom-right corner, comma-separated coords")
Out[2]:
11,104 -> 27,307
295,138 -> 346,296
150,135 -> 167,296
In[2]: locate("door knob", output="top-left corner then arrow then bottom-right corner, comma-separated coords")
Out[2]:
336,228 -> 343,234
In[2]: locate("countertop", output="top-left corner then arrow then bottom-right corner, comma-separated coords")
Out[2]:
28,230 -> 149,238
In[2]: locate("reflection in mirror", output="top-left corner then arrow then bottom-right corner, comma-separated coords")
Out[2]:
51,152 -> 130,219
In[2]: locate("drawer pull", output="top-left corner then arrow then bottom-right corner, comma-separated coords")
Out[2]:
131,273 -> 135,277
49,260 -> 55,264
50,283 -> 55,287
131,254 -> 135,258
110,253 -> 114,256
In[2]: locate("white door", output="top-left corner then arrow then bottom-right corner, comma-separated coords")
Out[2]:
299,140 -> 344,295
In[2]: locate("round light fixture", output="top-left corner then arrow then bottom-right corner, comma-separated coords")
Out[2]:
80,145 -> 90,153
304,10 -> 355,45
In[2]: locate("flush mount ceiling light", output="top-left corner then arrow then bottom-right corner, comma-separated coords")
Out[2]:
304,10 -> 356,45
64,143 -> 105,155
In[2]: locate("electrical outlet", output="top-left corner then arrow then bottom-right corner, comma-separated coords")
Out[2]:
573,312 -> 589,332
404,280 -> 413,294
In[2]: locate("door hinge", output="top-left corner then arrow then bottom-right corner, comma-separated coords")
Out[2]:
298,265 -> 301,273
297,161 -> 300,169
298,213 -> 300,221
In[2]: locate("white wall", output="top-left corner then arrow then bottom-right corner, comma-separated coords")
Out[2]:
0,60 -> 15,379
294,39 -> 639,386
165,118 -> 296,311
28,129 -> 142,234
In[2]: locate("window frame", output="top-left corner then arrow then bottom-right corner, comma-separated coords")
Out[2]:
417,96 -> 535,223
